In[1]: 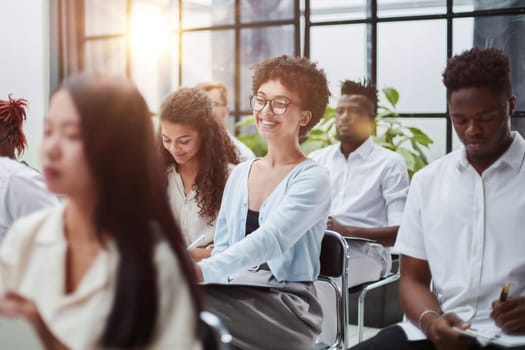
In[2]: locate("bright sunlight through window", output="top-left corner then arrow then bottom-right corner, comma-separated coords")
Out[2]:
130,2 -> 168,56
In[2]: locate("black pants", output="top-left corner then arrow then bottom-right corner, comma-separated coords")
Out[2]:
348,325 -> 525,350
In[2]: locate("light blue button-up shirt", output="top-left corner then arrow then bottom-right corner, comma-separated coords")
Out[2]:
199,158 -> 331,283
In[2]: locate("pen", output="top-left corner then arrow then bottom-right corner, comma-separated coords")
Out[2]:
187,234 -> 206,250
499,282 -> 509,302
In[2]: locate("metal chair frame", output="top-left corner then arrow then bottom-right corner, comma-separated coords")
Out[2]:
316,230 -> 351,349
200,311 -> 233,350
355,258 -> 401,343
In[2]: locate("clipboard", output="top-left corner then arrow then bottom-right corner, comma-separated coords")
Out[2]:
0,317 -> 45,349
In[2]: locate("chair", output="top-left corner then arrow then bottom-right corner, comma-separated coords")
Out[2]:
315,230 -> 350,349
352,255 -> 401,343
200,311 -> 233,350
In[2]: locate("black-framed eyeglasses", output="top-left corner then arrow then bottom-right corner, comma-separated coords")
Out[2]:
249,95 -> 298,116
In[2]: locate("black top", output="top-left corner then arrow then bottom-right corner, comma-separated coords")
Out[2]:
245,209 -> 260,236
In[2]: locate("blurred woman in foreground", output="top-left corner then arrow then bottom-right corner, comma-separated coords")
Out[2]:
0,74 -> 202,349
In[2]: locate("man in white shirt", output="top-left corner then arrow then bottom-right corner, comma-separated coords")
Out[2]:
351,49 -> 525,350
196,81 -> 255,161
310,80 -> 409,287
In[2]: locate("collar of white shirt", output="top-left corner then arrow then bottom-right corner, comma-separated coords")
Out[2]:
335,136 -> 374,161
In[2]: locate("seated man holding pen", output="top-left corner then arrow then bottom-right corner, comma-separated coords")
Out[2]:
351,48 -> 525,350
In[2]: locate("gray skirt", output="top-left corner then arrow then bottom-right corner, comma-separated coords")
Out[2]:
202,269 -> 323,350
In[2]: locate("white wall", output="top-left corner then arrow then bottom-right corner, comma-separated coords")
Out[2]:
0,0 -> 48,169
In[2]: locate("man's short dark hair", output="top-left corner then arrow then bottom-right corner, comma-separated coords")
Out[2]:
340,79 -> 378,115
442,47 -> 511,100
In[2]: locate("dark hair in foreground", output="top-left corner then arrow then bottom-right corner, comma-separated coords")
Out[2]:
159,87 -> 239,225
442,47 -> 512,99
251,55 -> 330,136
61,74 -> 202,348
340,79 -> 378,115
0,95 -> 28,156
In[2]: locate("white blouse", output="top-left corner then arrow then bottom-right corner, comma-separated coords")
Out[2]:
167,167 -> 215,247
0,206 -> 201,350
167,164 -> 235,247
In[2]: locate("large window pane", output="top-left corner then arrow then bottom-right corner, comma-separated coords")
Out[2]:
84,39 -> 127,77
453,15 -> 525,111
453,0 -> 524,13
181,30 -> 235,93
168,34 -> 180,95
128,1 -> 172,111
240,25 -> 295,110
310,0 -> 366,22
474,15 -> 525,111
452,18 -> 474,54
167,0 -> 180,30
310,24 -> 367,103
131,40 -> 173,114
377,0 -> 446,17
240,0 -> 294,23
378,20 -> 447,113
182,0 -> 234,28
85,0 -> 127,36
376,117 -> 447,162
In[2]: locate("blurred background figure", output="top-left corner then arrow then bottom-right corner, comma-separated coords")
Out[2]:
0,95 -> 58,243
159,87 -> 239,261
0,75 -> 202,349
196,81 -> 255,161
309,79 -> 409,287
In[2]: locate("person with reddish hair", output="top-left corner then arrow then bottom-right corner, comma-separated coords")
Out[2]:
0,95 -> 58,243
0,95 -> 28,158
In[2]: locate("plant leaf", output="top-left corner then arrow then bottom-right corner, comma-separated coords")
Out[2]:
408,127 -> 434,146
382,87 -> 399,108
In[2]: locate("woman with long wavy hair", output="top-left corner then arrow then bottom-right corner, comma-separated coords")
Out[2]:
0,74 -> 202,349
159,87 -> 239,261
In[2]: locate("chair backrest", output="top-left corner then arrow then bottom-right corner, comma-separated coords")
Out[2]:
200,311 -> 233,350
319,229 -> 347,278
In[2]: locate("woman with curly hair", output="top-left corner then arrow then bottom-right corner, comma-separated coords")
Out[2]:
0,95 -> 58,243
196,55 -> 331,350
159,87 -> 239,261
